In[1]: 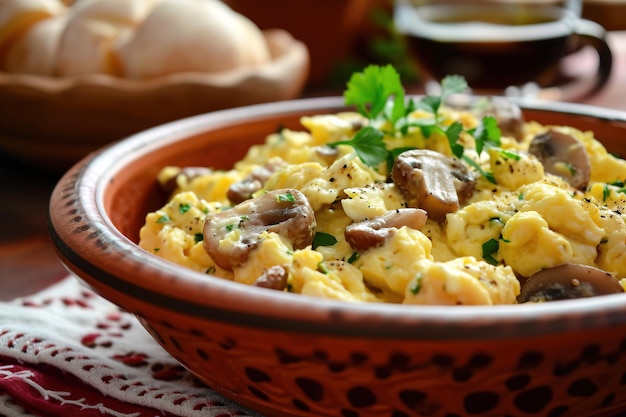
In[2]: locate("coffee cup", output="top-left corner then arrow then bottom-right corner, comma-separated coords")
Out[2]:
394,0 -> 613,100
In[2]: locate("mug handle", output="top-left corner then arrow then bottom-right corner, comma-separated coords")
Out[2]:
553,18 -> 613,101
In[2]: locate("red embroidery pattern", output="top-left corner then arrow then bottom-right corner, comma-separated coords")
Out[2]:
0,277 -> 263,417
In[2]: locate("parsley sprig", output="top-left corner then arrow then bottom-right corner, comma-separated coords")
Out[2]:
329,64 -> 502,182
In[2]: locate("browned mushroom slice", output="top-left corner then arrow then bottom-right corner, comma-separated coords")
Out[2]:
518,264 -> 624,303
204,189 -> 315,271
344,208 -> 428,252
391,149 -> 475,221
528,130 -> 591,189
254,264 -> 289,291
227,159 -> 286,204
160,167 -> 213,194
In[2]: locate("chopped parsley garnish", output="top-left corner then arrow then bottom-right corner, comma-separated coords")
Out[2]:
564,162 -> 577,176
179,203 -> 191,214
602,180 -> 626,201
603,184 -> 611,202
482,238 -> 500,266
194,233 -> 204,243
330,64 -> 501,182
347,252 -> 360,264
343,63 -> 406,127
317,262 -> 330,274
410,273 -> 423,295
156,215 -> 170,224
499,149 -> 521,161
312,232 -> 338,249
328,127 -> 388,168
276,192 -> 296,203
225,223 -> 236,232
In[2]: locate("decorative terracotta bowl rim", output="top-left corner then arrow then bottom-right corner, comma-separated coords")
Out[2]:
49,96 -> 626,341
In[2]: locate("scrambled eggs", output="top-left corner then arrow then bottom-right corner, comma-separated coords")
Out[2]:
139,104 -> 626,305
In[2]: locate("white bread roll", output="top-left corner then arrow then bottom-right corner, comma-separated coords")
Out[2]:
115,0 -> 271,79
0,0 -> 65,62
3,13 -> 67,74
235,11 -> 273,66
54,0 -> 161,76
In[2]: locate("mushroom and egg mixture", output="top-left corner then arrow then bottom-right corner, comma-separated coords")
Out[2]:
139,68 -> 626,305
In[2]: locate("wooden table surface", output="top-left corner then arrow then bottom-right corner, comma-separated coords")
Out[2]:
1,31 -> 626,302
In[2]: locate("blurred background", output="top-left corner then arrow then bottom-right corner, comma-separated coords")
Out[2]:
224,0 -> 626,91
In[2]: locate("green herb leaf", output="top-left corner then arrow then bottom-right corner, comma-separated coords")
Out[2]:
410,273 -> 423,295
441,74 -> 469,98
194,233 -> 204,243
463,155 -> 496,184
473,116 -> 501,155
179,203 -> 191,214
276,192 -> 296,203
342,65 -> 497,182
317,262 -> 330,274
415,95 -> 441,115
445,121 -> 464,159
347,252 -> 360,264
344,64 -> 404,121
482,238 -> 500,265
156,215 -> 170,224
312,232 -> 338,249
499,149 -> 521,161
564,162 -> 577,176
329,126 -> 388,168
603,185 -> 610,201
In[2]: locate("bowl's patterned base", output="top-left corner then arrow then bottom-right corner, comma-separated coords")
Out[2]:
138,312 -> 626,417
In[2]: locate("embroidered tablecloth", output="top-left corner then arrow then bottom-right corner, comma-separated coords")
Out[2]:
0,276 -> 263,417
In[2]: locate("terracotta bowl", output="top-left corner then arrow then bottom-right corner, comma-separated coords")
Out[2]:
48,96 -> 626,417
0,29 -> 308,172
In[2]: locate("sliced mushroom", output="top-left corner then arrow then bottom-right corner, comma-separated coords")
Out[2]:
528,130 -> 591,189
204,189 -> 315,270
344,208 -> 428,252
160,167 -> 213,195
518,264 -> 623,303
391,149 -> 476,221
254,265 -> 289,291
227,158 -> 286,204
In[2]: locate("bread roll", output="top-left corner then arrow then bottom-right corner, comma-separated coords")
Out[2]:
235,11 -> 273,66
3,13 -> 67,74
54,0 -> 161,76
115,0 -> 271,79
0,0 -> 65,64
